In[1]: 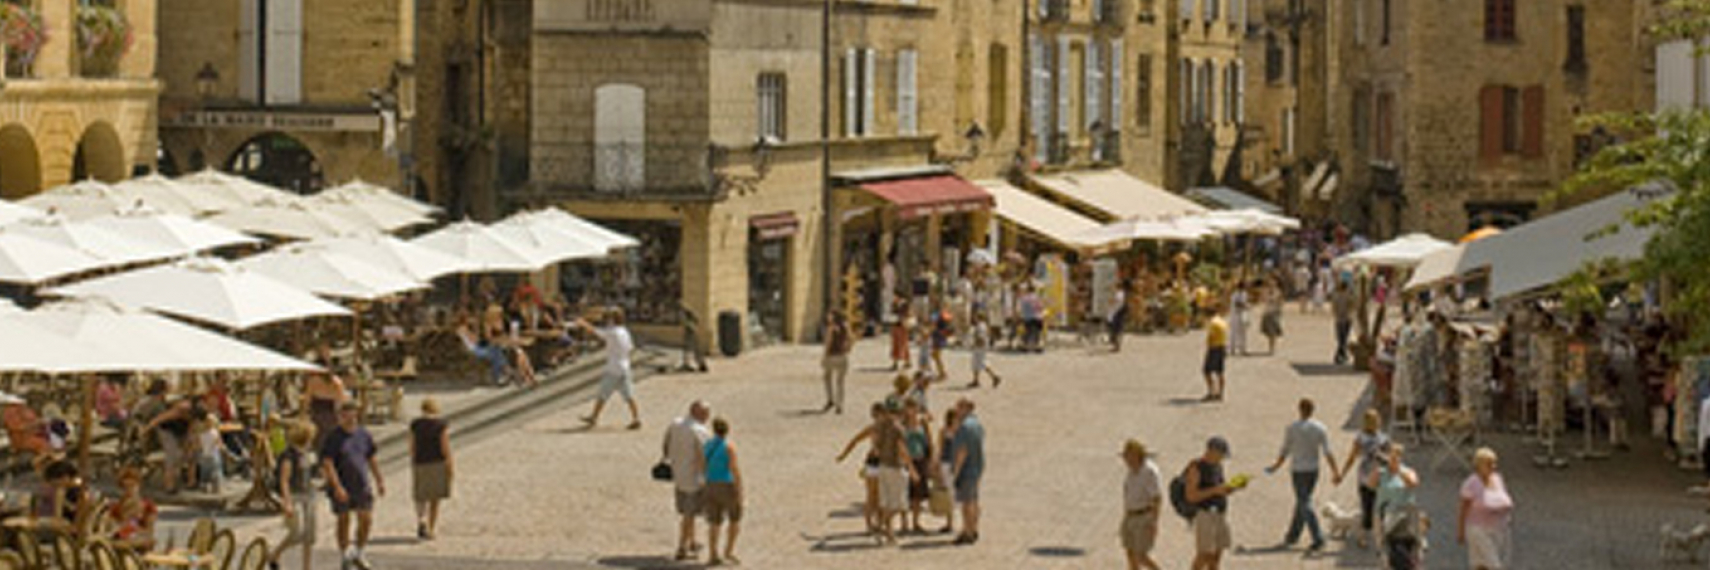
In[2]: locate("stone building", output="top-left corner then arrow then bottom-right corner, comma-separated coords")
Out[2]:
1323,0 -> 1652,238
1169,0 -> 1245,190
1237,0 -> 1327,212
0,0 -> 160,197
156,0 -> 413,197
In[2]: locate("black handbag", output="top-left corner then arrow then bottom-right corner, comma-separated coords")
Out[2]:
651,461 -> 673,482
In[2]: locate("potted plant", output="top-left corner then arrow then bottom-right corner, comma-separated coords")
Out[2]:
1,2 -> 48,78
76,4 -> 131,77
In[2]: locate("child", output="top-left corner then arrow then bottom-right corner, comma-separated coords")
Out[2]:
271,422 -> 316,570
106,468 -> 158,550
194,412 -> 224,493
967,313 -> 1002,389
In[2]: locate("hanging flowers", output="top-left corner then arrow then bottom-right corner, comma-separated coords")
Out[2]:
1,2 -> 48,78
76,4 -> 132,77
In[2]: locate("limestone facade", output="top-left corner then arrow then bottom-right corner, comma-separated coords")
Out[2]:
1168,0 -> 1244,190
0,0 -> 160,198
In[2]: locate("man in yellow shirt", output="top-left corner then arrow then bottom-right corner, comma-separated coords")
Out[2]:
1203,304 -> 1229,402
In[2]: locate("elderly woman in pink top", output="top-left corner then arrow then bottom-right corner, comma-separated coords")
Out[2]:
1457,447 -> 1515,570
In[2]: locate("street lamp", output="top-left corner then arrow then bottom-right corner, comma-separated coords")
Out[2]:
935,121 -> 987,166
195,63 -> 218,101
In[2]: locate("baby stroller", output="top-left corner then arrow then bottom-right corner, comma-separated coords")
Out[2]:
1380,503 -> 1428,570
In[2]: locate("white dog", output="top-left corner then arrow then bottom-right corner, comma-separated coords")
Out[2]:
1660,523 -> 1710,562
1322,502 -> 1361,540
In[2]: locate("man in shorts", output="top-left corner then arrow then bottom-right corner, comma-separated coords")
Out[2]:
1185,436 -> 1241,570
1203,304 -> 1229,401
1120,439 -> 1162,570
320,402 -> 384,570
872,403 -> 916,545
577,308 -> 643,430
951,398 -> 985,545
663,401 -> 711,561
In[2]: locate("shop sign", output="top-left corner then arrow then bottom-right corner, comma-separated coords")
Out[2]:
166,111 -> 382,133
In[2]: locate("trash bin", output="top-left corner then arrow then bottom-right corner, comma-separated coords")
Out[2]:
718,311 -> 742,357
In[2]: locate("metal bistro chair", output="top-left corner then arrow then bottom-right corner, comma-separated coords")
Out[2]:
205,529 -> 236,570
185,518 -> 216,555
236,537 -> 269,570
50,534 -> 79,570
86,541 -> 119,570
0,550 -> 25,570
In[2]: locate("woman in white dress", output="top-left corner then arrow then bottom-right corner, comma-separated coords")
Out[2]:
1228,283 -> 1250,356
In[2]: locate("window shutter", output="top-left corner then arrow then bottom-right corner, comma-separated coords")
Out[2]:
1354,0 -> 1365,46
1479,85 -> 1504,161
1057,37 -> 1072,135
844,49 -> 859,137
1181,0 -> 1193,22
1109,39 -> 1124,130
1235,62 -> 1245,124
238,0 -> 259,102
1093,0 -> 1104,23
1180,59 -> 1191,125
1031,38 -> 1050,162
897,49 -> 918,135
1521,85 -> 1544,158
862,48 -> 877,137
264,0 -> 303,105
1086,42 -> 1103,131
1203,61 -> 1215,124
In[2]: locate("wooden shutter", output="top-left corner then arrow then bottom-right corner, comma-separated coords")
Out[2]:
1180,59 -> 1191,125
1058,37 -> 1072,135
844,49 -> 859,137
1031,38 -> 1049,162
1109,39 -> 1124,130
1086,42 -> 1103,130
1479,85 -> 1504,161
897,49 -> 918,135
264,0 -> 303,105
1234,62 -> 1244,124
1521,85 -> 1544,158
238,0 -> 259,102
862,48 -> 877,137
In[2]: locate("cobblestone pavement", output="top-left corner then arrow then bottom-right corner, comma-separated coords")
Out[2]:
233,312 -> 1704,569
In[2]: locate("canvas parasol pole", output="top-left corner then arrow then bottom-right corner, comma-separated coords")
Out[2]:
78,374 -> 95,475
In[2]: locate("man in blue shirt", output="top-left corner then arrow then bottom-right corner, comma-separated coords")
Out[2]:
951,398 -> 985,545
321,402 -> 385,570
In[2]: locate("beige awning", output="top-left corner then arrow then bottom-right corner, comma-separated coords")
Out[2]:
1027,169 -> 1207,221
979,180 -> 1103,249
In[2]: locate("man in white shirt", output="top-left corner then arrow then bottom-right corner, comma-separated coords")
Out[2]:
663,401 -> 712,561
1266,398 -> 1340,552
578,307 -> 643,430
1120,439 -> 1162,570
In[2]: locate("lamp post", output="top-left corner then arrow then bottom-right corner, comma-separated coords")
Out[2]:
195,63 -> 218,101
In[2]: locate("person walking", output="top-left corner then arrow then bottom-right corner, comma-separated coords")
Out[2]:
678,304 -> 710,374
577,308 -> 643,430
664,401 -> 712,561
901,400 -> 934,534
1334,410 -> 1390,549
1371,443 -> 1421,570
270,422 -> 315,570
929,304 -> 953,379
320,402 -> 384,570
1458,448 -> 1515,570
837,403 -> 916,544
1018,285 -> 1045,353
1109,281 -> 1130,353
1332,277 -> 1355,365
409,399 -> 453,540
823,312 -> 853,414
935,407 -> 961,535
1260,282 -> 1285,355
1203,304 -> 1229,402
950,399 -> 985,545
1185,436 -> 1242,570
890,298 -> 913,371
702,418 -> 743,566
1265,398 -> 1339,553
966,313 -> 1002,388
1228,284 -> 1250,356
1120,439 -> 1162,570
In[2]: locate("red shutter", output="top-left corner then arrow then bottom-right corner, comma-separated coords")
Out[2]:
1521,86 -> 1544,158
1479,85 -> 1504,162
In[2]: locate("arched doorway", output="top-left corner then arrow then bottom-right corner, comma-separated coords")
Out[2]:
0,125 -> 42,199
72,121 -> 128,183
226,132 -> 324,194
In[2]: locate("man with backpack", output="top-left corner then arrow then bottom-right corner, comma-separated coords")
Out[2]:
1170,436 -> 1242,570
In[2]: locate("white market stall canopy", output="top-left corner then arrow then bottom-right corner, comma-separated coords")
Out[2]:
238,245 -> 429,301
84,209 -> 261,255
0,199 -> 43,226
0,228 -> 111,284
411,220 -> 557,273
511,207 -> 639,253
206,199 -> 389,240
5,214 -> 183,267
1185,208 -> 1302,236
494,211 -> 612,263
311,233 -> 478,281
1186,186 -> 1284,214
47,257 -> 353,330
978,180 -> 1104,249
316,179 -> 442,217
6,300 -> 319,373
21,179 -> 194,220
1074,217 -> 1218,245
1028,170 -> 1208,221
1404,186 -> 1670,300
176,169 -> 305,208
1334,233 -> 1454,269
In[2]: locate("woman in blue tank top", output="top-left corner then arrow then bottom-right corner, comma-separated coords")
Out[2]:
701,418 -> 743,565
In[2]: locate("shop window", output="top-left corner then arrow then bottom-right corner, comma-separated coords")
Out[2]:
564,219 -> 682,326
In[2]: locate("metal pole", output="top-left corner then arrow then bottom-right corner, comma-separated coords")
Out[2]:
819,0 -> 833,341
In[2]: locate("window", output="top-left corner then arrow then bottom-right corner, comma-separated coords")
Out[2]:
1485,0 -> 1515,42
238,0 -> 303,104
1352,87 -> 1370,154
1233,61 -> 1244,124
1479,84 -> 1544,161
1072,42 -> 1089,135
1031,38 -> 1051,161
1353,0 -> 1366,46
1381,0 -> 1391,46
1565,5 -> 1586,72
1202,60 -> 1215,124
1109,39 -> 1124,130
987,44 -> 1009,138
1265,34 -> 1284,83
843,48 -> 876,137
1223,64 -> 1235,124
757,73 -> 786,141
897,48 -> 919,135
1281,106 -> 1295,156
1139,0 -> 1156,21
1180,58 -> 1192,125
1085,41 -> 1103,132
1204,0 -> 1218,22
1180,0 -> 1194,22
1136,54 -> 1153,130
1375,91 -> 1394,161
594,84 -> 647,193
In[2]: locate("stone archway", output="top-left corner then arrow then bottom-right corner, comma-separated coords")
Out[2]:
72,121 -> 128,183
0,125 -> 43,199
226,132 -> 325,194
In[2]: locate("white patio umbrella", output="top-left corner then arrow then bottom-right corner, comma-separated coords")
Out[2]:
206,198 -> 384,240
320,179 -> 441,217
239,245 -> 428,301
514,207 -> 639,252
84,208 -> 260,256
411,220 -> 555,273
46,257 -> 352,330
1189,208 -> 1302,235
113,173 -> 246,215
21,179 -> 195,220
1334,233 -> 1455,269
493,212 -> 608,263
17,300 -> 319,372
176,169 -> 303,208
0,199 -> 43,226
311,233 -> 477,281
1074,217 -> 1217,246
5,214 -> 181,266
0,228 -> 111,284
0,317 -> 126,373
307,192 -> 433,232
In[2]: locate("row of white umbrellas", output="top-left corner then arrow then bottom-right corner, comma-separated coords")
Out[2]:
1073,208 -> 1304,246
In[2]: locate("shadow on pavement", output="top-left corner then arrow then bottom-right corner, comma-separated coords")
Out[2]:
779,408 -> 831,418
825,502 -> 866,519
898,538 -> 960,551
595,554 -> 701,569
1163,397 -> 1211,407
366,536 -> 419,547
1027,546 -> 1087,557
803,530 -> 886,554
